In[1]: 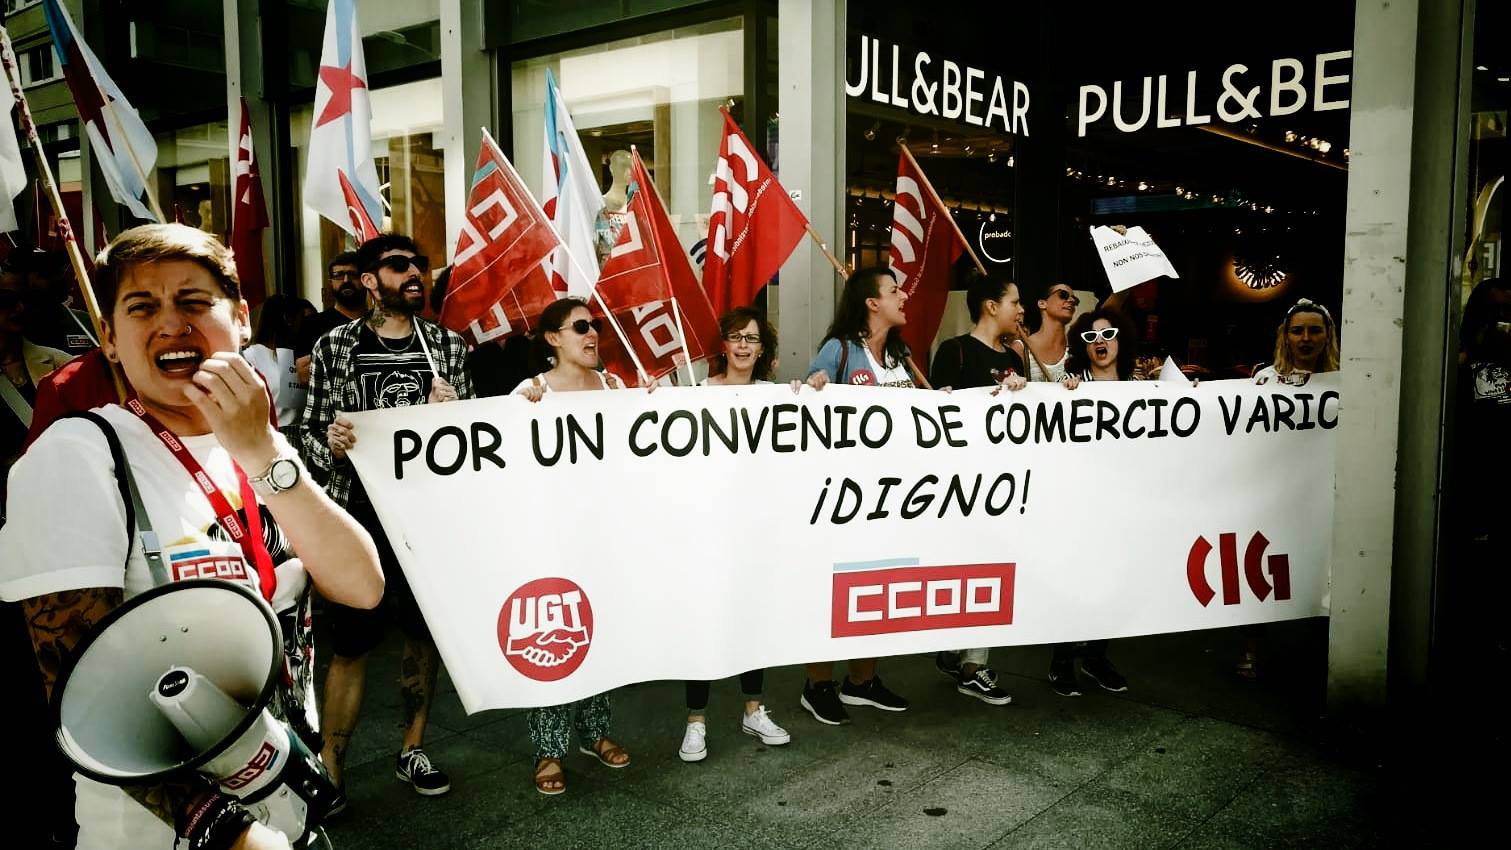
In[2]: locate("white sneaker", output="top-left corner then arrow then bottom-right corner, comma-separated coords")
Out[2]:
679,720 -> 707,762
741,705 -> 791,746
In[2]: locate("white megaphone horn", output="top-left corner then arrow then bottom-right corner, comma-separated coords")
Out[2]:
52,579 -> 338,843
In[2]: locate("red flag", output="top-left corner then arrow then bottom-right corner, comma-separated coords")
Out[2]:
231,97 -> 269,305
594,150 -> 718,386
703,109 -> 807,313
337,169 -> 380,243
889,148 -> 966,371
438,131 -> 564,344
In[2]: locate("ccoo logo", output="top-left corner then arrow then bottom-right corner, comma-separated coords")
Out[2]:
498,577 -> 594,681
1186,532 -> 1291,607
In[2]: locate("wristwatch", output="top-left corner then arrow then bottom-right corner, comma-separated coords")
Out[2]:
248,453 -> 302,498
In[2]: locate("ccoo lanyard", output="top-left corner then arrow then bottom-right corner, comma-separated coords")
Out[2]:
124,398 -> 276,602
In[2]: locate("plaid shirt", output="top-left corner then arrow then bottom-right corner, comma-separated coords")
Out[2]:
301,316 -> 474,507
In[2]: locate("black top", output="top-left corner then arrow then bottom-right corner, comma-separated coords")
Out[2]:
929,333 -> 1026,390
295,309 -> 356,358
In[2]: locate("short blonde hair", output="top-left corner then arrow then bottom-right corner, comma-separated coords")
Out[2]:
95,223 -> 241,310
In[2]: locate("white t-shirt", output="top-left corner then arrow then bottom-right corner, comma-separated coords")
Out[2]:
244,344 -> 306,428
863,347 -> 915,388
511,371 -> 620,394
0,404 -> 312,849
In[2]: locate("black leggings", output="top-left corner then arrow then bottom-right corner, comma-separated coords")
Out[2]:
685,670 -> 765,711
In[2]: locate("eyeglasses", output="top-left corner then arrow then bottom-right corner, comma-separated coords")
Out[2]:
0,290 -> 21,310
559,318 -> 602,335
1080,327 -> 1119,343
723,333 -> 762,345
375,254 -> 430,275
1050,290 -> 1080,307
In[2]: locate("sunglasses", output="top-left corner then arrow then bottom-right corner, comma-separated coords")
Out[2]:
375,254 -> 430,275
329,270 -> 360,281
723,332 -> 762,345
559,318 -> 602,335
0,290 -> 20,310
1080,327 -> 1119,343
1050,290 -> 1080,306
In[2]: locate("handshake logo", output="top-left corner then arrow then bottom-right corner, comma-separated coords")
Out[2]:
498,578 -> 594,682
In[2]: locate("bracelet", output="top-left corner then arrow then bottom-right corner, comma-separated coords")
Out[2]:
181,793 -> 257,850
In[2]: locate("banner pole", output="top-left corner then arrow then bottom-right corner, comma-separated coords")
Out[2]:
899,143 -> 987,276
669,296 -> 698,387
590,289 -> 651,385
803,222 -> 851,282
0,27 -> 125,401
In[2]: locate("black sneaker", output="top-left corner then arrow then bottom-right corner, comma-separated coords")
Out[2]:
957,667 -> 1013,706
395,747 -> 451,796
839,675 -> 910,712
1048,661 -> 1082,697
934,651 -> 963,681
800,680 -> 851,725
1080,657 -> 1129,693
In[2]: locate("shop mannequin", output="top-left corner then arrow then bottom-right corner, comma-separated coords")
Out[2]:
596,150 -> 633,260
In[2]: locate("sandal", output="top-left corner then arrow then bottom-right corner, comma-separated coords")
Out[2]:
533,757 -> 565,795
578,737 -> 631,769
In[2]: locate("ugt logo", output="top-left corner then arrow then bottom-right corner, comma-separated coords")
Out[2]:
498,578 -> 594,682
1186,532 -> 1291,607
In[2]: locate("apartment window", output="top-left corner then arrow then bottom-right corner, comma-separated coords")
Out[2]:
20,45 -> 60,87
4,1 -> 43,17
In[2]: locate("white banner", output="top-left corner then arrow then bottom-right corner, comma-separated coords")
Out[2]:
1091,225 -> 1181,292
345,379 -> 1338,712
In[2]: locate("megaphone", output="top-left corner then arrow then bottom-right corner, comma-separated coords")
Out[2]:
52,579 -> 338,844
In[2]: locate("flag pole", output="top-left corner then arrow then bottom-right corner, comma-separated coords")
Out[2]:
899,143 -> 987,276
0,27 -> 124,400
803,222 -> 851,281
627,145 -> 697,387
478,128 -> 650,385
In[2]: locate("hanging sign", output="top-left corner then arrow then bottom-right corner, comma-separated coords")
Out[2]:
1076,51 -> 1352,137
1090,225 -> 1180,292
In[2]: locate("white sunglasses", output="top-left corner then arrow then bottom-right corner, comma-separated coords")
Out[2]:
1080,327 -> 1119,343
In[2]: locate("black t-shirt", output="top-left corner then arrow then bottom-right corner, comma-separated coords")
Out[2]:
296,309 -> 356,358
346,325 -> 435,503
929,334 -> 1026,390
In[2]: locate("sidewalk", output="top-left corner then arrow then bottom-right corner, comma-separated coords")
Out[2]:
319,619 -> 1407,849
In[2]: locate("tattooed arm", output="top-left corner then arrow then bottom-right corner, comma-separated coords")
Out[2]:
20,588 -> 237,838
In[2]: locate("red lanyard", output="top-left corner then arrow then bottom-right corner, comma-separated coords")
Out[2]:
124,399 -> 276,602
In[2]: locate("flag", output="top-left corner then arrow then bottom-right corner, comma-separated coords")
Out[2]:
889,148 -> 967,371
0,65 -> 26,233
41,0 -> 159,222
594,150 -> 718,386
702,108 -> 807,313
302,0 -> 382,237
337,169 -> 379,242
230,98 -> 269,304
438,130 -> 563,344
541,69 -> 602,298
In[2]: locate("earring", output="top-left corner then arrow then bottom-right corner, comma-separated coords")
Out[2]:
104,350 -> 117,362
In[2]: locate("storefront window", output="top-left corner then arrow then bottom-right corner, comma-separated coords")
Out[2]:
285,0 -> 441,90
511,17 -> 744,259
155,122 -> 233,247
291,77 -> 446,308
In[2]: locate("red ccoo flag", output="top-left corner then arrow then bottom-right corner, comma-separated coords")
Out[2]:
438,130 -> 563,344
337,169 -> 380,243
889,147 -> 967,371
231,97 -> 269,304
595,149 -> 718,386
702,109 -> 807,313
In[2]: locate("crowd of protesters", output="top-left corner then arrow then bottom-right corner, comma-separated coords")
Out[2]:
5,222 -> 1482,849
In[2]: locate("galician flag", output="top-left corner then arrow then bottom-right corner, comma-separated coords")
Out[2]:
302,0 -> 382,237
41,0 -> 159,222
541,69 -> 602,298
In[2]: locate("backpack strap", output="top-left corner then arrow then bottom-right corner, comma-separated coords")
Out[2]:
837,340 -> 850,383
60,412 -> 168,586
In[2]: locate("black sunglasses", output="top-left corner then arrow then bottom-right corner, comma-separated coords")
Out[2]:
0,290 -> 20,310
375,254 -> 430,275
558,318 -> 602,335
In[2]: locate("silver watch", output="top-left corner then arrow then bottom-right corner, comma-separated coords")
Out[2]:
248,454 -> 301,497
